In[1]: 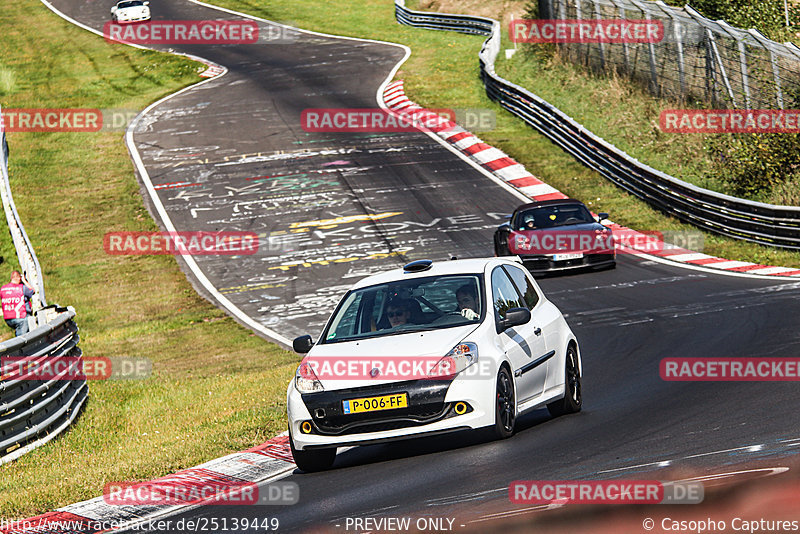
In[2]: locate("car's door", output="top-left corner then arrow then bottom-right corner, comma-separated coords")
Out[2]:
490,266 -> 548,402
503,264 -> 562,392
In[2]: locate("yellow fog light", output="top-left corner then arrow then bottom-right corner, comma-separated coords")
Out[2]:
454,402 -> 468,415
301,421 -> 313,434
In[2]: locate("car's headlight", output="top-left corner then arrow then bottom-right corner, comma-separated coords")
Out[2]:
428,342 -> 478,378
294,360 -> 324,393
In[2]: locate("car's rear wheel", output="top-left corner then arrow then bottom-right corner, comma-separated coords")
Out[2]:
289,429 -> 336,472
493,366 -> 516,439
547,344 -> 582,417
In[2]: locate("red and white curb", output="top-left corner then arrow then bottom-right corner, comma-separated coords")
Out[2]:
197,60 -> 226,78
1,434 -> 295,534
383,80 -> 800,279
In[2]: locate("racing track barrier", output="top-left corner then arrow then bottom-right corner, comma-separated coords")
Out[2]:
0,105 -> 85,464
393,0 -> 800,250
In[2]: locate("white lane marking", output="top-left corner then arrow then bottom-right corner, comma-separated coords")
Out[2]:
618,317 -> 654,326
452,136 -> 482,150
597,443 -> 773,474
471,147 -> 507,163
671,467 -> 789,487
705,261 -> 757,270
470,502 -> 565,523
748,266 -> 800,275
633,251 -> 800,281
425,487 -> 506,506
518,183 -> 558,197
662,252 -> 715,262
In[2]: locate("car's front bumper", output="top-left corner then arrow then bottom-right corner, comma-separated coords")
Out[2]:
520,252 -> 616,274
115,12 -> 151,22
287,372 -> 495,450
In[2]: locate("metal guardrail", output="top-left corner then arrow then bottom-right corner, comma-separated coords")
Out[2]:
0,108 -> 47,317
394,0 -> 800,250
0,106 -> 85,464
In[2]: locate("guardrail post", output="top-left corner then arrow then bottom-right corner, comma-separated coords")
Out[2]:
629,0 -> 660,96
574,0 -> 586,65
655,1 -> 686,98
748,28 -> 785,109
593,0 -> 606,70
715,20 -> 751,109
617,2 -> 630,73
539,0 -> 554,20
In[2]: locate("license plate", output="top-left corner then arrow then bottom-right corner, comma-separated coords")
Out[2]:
342,393 -> 408,415
552,253 -> 583,261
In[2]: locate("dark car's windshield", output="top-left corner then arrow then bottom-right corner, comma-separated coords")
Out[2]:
118,1 -> 144,7
320,274 -> 483,344
516,204 -> 594,230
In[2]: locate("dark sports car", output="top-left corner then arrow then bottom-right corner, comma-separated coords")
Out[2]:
493,199 -> 616,274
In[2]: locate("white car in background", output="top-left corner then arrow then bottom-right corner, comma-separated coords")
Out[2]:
287,257 -> 582,472
111,0 -> 151,23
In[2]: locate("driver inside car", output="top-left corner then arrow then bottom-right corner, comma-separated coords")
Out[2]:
386,299 -> 413,328
455,284 -> 480,320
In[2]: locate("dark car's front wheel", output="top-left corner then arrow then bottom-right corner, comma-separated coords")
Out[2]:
289,429 -> 336,472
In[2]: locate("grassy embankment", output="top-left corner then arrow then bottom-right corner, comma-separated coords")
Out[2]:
3,0 -> 800,519
0,0 -> 296,518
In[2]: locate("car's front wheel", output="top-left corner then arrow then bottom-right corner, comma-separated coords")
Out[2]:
493,366 -> 516,439
547,343 -> 582,417
289,429 -> 336,472
494,232 -> 511,256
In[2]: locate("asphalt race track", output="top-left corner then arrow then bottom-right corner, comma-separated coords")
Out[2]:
48,0 -> 800,531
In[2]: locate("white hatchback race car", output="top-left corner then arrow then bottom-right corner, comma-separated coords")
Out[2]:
110,0 -> 151,23
287,257 -> 582,472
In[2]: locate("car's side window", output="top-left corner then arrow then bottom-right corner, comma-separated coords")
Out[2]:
503,265 -> 540,310
327,292 -> 363,340
491,267 -> 525,320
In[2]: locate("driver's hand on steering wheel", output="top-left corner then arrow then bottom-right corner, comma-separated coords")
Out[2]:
460,308 -> 479,320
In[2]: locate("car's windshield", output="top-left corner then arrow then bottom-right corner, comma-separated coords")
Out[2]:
321,274 -> 483,343
118,1 -> 144,7
516,204 -> 594,230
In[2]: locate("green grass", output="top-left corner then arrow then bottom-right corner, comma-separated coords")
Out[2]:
3,0 -> 800,520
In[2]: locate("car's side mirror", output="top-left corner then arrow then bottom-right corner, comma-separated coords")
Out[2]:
598,212 -> 609,222
500,307 -> 531,331
293,335 -> 314,353
144,1 -> 150,5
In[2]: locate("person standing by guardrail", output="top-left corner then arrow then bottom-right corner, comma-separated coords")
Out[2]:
2,270 -> 36,336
